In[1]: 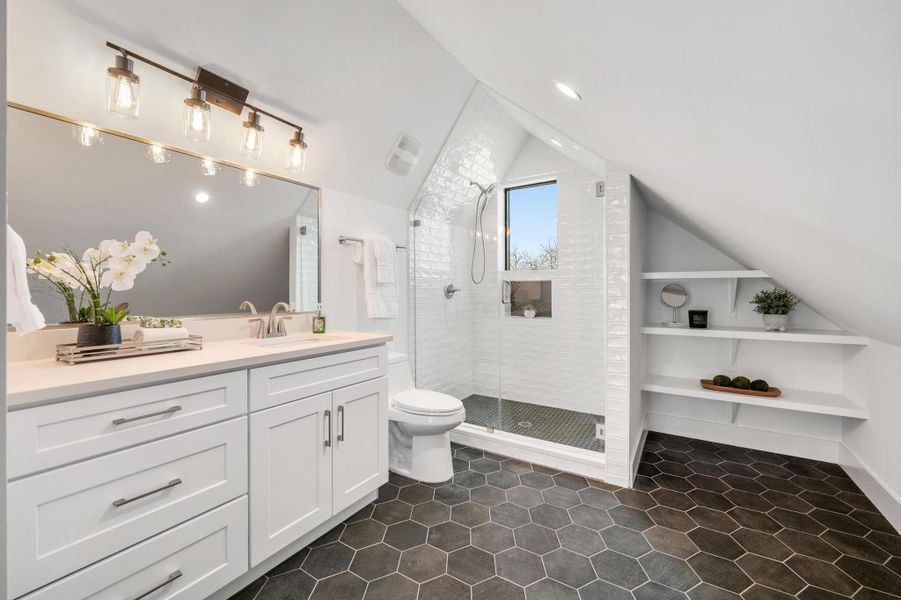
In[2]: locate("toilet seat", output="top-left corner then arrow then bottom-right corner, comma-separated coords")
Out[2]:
393,389 -> 463,416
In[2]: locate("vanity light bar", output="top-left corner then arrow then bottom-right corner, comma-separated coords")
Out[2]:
104,41 -> 309,169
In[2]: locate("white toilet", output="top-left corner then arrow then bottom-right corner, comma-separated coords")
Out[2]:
388,352 -> 466,483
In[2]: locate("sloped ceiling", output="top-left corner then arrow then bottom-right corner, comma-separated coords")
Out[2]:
398,0 -> 901,345
7,0 -> 475,209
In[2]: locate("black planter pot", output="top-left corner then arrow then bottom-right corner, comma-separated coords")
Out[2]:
76,324 -> 122,348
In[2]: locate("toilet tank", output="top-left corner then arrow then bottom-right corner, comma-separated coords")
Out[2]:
388,352 -> 414,395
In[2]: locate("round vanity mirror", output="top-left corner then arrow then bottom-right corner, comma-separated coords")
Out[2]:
660,283 -> 689,327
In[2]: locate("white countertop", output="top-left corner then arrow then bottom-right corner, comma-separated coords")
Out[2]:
6,331 -> 392,410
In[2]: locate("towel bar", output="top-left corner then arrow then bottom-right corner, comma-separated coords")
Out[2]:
338,235 -> 406,250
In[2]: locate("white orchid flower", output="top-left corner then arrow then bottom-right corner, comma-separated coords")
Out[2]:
109,252 -> 147,275
100,267 -> 135,291
100,239 -> 130,258
130,240 -> 160,261
81,262 -> 103,288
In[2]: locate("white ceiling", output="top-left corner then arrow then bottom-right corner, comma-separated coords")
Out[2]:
7,0 -> 475,208
398,0 -> 901,345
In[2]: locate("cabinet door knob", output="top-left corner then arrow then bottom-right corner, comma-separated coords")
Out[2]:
324,409 -> 332,448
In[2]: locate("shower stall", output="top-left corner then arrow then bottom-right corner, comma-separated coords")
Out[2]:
409,85 -> 608,477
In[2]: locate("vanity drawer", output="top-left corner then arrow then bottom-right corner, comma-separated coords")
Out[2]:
8,371 -> 248,479
21,497 -> 248,600
8,418 -> 248,599
250,345 -> 387,411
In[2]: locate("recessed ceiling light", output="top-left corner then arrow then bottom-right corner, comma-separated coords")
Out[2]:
555,82 -> 581,101
549,137 -> 563,148
195,191 -> 210,203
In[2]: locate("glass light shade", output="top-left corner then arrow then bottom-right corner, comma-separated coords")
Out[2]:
183,103 -> 211,141
200,158 -> 219,176
239,111 -> 264,159
146,144 -> 171,164
72,124 -> 104,147
240,169 -> 259,187
106,56 -> 140,118
286,140 -> 307,173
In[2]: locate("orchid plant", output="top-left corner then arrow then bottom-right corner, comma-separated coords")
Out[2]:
26,231 -> 169,326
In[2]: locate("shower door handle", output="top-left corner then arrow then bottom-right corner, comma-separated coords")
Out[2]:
501,281 -> 511,304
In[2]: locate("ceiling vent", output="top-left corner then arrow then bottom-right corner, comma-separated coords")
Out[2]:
385,133 -> 424,176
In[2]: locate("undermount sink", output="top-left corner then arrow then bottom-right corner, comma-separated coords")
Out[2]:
244,333 -> 345,347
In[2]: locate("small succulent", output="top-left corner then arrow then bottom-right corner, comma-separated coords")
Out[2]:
750,288 -> 800,315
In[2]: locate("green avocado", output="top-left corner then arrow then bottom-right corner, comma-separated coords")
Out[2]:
750,379 -> 770,392
732,376 -> 751,390
712,375 -> 732,387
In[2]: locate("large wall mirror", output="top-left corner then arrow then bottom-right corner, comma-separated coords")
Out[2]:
7,104 -> 320,325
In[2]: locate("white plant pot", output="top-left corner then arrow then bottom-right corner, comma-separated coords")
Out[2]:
762,314 -> 788,332
523,309 -> 536,319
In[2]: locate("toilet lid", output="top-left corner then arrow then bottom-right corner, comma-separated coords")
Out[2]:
393,389 -> 463,415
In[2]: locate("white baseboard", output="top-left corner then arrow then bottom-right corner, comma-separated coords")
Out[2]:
646,412 -> 841,463
629,416 -> 648,487
450,424 -> 607,481
839,443 -> 901,534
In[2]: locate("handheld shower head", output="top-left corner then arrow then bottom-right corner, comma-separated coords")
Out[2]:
469,181 -> 496,196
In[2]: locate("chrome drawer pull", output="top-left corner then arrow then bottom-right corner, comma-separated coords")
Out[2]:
113,478 -> 183,507
128,570 -> 183,600
324,409 -> 332,448
337,405 -> 345,442
112,405 -> 182,425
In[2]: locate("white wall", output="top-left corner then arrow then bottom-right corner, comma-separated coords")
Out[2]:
629,180 -> 647,482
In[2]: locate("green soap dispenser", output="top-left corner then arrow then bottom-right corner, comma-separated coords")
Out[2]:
312,303 -> 326,334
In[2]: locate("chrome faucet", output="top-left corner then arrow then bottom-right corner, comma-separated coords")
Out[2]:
267,302 -> 293,337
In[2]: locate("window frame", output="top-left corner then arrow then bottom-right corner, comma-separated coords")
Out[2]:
504,179 -> 558,272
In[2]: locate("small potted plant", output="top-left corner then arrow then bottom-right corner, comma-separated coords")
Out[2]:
27,231 -> 169,346
750,288 -> 800,332
523,304 -> 537,319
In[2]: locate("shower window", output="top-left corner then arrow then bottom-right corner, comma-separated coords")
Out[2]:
505,180 -> 558,271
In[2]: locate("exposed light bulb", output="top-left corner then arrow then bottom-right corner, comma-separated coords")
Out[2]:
146,144 -> 171,164
106,54 -> 140,118
239,110 -> 264,159
200,158 -> 219,176
554,82 -> 581,101
241,169 -> 259,187
285,128 -> 308,173
183,86 -> 211,142
549,137 -> 563,148
72,124 -> 104,147
195,191 -> 210,204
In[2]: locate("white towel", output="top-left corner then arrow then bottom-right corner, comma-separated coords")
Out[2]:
372,234 -> 396,284
133,327 -> 190,343
354,235 -> 399,319
6,225 -> 46,335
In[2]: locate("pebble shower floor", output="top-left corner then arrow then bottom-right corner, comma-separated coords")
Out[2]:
228,432 -> 901,600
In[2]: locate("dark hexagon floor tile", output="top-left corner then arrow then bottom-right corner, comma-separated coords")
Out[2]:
638,462 -> 662,478
350,543 -> 400,581
496,547 -> 545,586
716,450 -> 755,466
266,547 -> 310,577
775,529 -> 841,562
524,578 -> 579,600
634,475 -> 660,493
688,490 -> 735,512
411,500 -> 450,527
836,555 -> 901,595
633,581 -> 688,600
456,447 -> 484,461
489,470 -> 523,489
727,507 -> 781,534
541,486 -> 581,509
786,555 -> 859,596
557,524 -> 605,556
658,461 -> 695,478
731,528 -> 792,561
740,584 -> 795,600
654,473 -> 696,493
798,490 -> 853,514
579,487 -> 620,509
751,462 -> 795,478
688,460 -> 729,478
302,542 -> 355,579
866,530 -> 901,557
688,527 -> 745,560
398,483 -> 434,505
722,475 -> 765,495
755,476 -> 802,495
453,458 -> 468,473
399,543 -> 447,582
736,553 -> 805,595
591,550 -> 648,589
821,529 -> 889,563
470,458 -> 502,474
231,578 -> 267,600
372,500 -> 413,525
644,525 -> 698,559
762,490 -> 814,513
608,504 -> 655,531
448,545 -> 496,585
850,588 -> 899,600
428,521 -> 470,552
723,489 -> 773,513
435,484 -> 471,506
849,509 -> 897,535
810,508 -> 870,536
377,483 -> 399,503
579,578 -> 633,600
746,450 -> 786,466
390,472 -> 418,487
569,504 -> 614,531
341,519 -> 386,549
492,502 -> 532,528
648,506 -> 696,532
502,460 -> 534,475
310,523 -> 345,547
542,548 -> 596,588
768,507 -> 826,535
419,574 -> 471,600
520,471 -> 555,490
257,570 -> 316,600
688,450 -> 723,465
363,573 -> 417,600
836,491 -> 878,513
531,464 -> 560,475
345,503 -> 375,524
689,474 -> 731,494
718,462 -> 758,478
687,552 -> 752,594
514,523 -> 560,555
615,488 -> 658,510
530,503 -> 572,530
384,520 -> 427,551
686,582 -> 741,600
471,485 -> 508,507
639,551 -> 699,592
508,485 -> 545,508
827,476 -> 863,494
688,507 -> 739,533
472,522 -> 516,554
452,501 -> 490,528
792,476 -> 839,495
553,473 -> 589,491
599,525 -> 652,557
473,576 -> 525,600
310,571 -> 367,600
651,488 -> 697,511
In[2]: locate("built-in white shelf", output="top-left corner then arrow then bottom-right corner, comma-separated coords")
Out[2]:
642,374 -> 868,420
641,325 -> 869,346
641,270 -> 769,280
